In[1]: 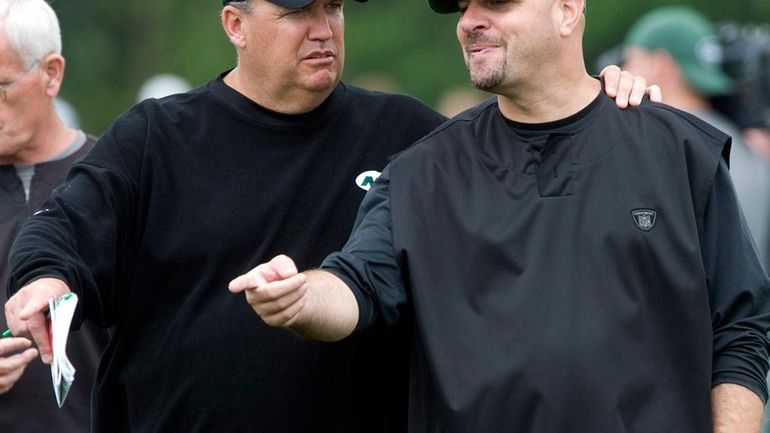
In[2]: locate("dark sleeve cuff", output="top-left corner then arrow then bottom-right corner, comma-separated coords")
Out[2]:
713,369 -> 769,404
322,252 -> 378,334
8,270 -> 86,330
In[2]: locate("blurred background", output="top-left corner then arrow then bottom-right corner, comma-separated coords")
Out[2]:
49,0 -> 770,133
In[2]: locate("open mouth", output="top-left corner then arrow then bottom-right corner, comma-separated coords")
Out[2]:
304,51 -> 335,61
468,44 -> 498,55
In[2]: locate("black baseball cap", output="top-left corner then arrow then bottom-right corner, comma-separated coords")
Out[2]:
427,0 -> 458,14
223,0 -> 367,7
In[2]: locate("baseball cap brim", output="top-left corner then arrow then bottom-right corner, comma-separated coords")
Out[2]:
224,0 -> 366,7
682,62 -> 733,96
427,0 -> 459,14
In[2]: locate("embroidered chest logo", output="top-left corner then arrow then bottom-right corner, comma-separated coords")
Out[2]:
631,209 -> 657,231
356,170 -> 381,191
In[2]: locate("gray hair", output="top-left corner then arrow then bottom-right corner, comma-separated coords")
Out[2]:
224,0 -> 253,14
0,0 -> 62,70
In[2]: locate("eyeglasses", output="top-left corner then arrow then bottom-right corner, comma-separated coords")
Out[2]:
0,63 -> 39,103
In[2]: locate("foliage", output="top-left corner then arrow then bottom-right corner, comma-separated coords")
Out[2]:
49,0 -> 770,133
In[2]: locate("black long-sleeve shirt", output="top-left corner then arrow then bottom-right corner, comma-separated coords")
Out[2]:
8,76 -> 446,433
323,92 -> 770,433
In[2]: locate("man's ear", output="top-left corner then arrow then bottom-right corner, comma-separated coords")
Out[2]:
40,53 -> 65,97
558,0 -> 585,37
222,6 -> 248,48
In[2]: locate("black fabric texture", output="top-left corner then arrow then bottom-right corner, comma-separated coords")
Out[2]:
322,91 -> 770,433
7,74 -> 445,433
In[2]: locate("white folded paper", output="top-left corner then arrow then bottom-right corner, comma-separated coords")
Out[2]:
48,292 -> 78,408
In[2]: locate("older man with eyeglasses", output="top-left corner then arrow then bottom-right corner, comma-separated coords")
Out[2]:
0,63 -> 37,102
0,1 -> 109,433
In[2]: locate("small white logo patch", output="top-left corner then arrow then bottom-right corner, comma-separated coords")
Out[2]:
631,209 -> 657,231
695,35 -> 724,69
356,170 -> 381,191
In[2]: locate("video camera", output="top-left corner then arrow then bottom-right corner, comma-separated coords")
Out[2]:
595,22 -> 770,130
711,22 -> 770,130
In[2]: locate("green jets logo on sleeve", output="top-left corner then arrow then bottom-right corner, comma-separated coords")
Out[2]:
356,170 -> 381,191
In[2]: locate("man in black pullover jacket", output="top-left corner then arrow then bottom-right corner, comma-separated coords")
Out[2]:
230,1 -> 770,433
4,0 -> 652,432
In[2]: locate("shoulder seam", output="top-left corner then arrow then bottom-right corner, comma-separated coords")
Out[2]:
646,103 -> 728,143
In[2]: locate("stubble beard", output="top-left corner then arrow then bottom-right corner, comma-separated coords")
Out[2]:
467,56 -> 507,91
463,32 -> 507,91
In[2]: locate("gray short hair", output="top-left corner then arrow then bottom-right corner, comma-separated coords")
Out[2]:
225,0 -> 253,13
0,0 -> 62,70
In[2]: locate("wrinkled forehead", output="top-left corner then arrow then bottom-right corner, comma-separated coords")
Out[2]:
223,0 -> 313,7
223,0 -> 366,9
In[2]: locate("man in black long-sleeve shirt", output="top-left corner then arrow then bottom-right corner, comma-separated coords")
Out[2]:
3,0 -> 654,432
229,1 -> 770,432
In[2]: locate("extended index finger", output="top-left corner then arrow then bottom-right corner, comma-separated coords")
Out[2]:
228,264 -> 275,293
